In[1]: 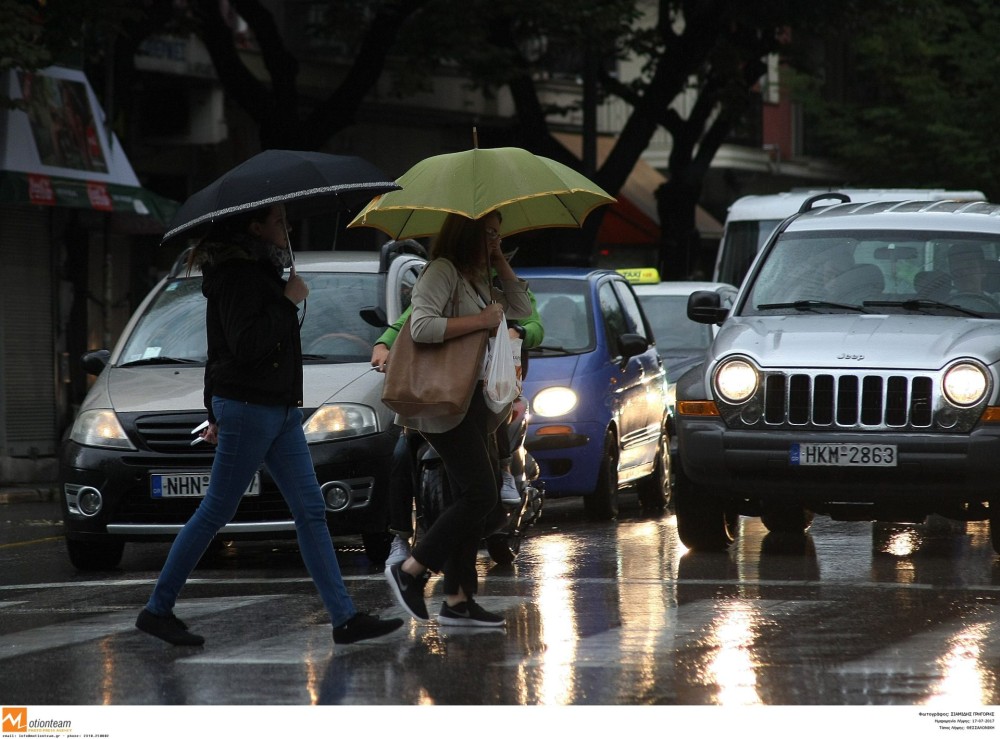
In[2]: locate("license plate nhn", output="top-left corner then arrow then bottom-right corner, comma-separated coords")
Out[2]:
790,443 -> 897,467
151,472 -> 260,498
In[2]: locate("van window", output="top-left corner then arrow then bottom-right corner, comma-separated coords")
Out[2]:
716,219 -> 781,286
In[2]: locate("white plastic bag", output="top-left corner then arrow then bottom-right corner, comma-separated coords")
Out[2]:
483,315 -> 520,412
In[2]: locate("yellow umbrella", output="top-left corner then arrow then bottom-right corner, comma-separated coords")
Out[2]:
347,146 -> 616,238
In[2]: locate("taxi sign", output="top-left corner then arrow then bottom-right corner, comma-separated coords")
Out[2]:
616,267 -> 660,284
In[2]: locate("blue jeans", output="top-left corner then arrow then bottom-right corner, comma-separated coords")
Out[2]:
146,397 -> 356,627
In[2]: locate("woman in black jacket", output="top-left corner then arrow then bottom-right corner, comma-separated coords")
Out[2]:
136,204 -> 402,647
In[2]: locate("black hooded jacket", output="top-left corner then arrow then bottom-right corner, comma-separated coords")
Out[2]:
197,239 -> 303,422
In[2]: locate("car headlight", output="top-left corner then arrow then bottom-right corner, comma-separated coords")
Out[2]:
303,403 -> 378,442
714,358 -> 759,403
70,409 -> 136,450
532,386 -> 578,418
943,362 -> 988,407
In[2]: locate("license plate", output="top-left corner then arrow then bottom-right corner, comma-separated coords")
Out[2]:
151,472 -> 261,498
790,443 -> 897,467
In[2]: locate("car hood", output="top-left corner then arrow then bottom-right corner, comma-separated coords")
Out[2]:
713,314 -> 1000,371
522,353 -> 584,392
85,362 -> 384,414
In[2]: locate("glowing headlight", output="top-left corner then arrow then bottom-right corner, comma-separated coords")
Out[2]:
532,386 -> 578,417
303,403 -> 377,442
943,362 -> 988,407
714,358 -> 759,403
70,409 -> 135,450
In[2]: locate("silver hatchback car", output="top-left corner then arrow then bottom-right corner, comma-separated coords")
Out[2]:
675,196 -> 1000,553
59,243 -> 425,569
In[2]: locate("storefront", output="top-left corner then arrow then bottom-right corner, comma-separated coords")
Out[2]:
0,66 -> 175,482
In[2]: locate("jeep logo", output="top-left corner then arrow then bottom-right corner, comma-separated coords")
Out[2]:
837,353 -> 865,360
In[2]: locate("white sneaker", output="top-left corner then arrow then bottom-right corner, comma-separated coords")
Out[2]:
500,471 -> 520,503
385,534 -> 411,567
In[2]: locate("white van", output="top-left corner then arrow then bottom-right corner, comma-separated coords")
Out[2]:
713,188 -> 986,287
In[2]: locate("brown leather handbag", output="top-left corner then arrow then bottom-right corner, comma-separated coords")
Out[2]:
381,283 -> 489,418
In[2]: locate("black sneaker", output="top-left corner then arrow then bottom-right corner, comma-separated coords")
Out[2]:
385,563 -> 429,622
333,612 -> 404,644
135,608 -> 205,646
437,598 -> 505,628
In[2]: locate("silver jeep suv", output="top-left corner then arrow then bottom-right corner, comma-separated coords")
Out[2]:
675,195 -> 1000,553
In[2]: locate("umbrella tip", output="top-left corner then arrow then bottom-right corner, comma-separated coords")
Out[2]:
472,126 -> 478,149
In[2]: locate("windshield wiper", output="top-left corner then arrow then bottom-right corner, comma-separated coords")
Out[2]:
532,344 -> 575,355
119,356 -> 201,367
863,299 -> 985,318
756,300 -> 869,313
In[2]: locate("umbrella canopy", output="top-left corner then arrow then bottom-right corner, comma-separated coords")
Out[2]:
162,149 -> 400,244
347,147 -> 616,239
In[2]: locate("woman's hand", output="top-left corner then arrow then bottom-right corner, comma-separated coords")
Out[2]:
284,267 -> 309,304
200,422 -> 218,445
479,301 -> 505,330
370,343 -> 390,372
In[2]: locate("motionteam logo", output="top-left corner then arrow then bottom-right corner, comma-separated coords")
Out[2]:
2,707 -> 27,733
1,707 -> 72,735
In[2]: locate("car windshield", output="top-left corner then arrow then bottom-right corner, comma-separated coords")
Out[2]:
637,294 -> 714,353
528,279 -> 594,354
741,230 -> 1000,318
117,271 -> 384,365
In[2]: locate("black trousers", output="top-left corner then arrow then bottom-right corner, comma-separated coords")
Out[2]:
412,387 -> 503,597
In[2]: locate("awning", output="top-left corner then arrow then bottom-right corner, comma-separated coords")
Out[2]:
553,132 -> 723,243
0,65 -> 176,232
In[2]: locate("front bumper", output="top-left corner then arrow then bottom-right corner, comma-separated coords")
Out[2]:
677,414 -> 1000,508
60,427 -> 399,542
525,420 -> 600,497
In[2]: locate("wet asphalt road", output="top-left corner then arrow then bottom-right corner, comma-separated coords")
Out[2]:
4,488 -> 1000,718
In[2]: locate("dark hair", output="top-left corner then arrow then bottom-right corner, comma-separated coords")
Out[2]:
430,210 -> 500,273
185,206 -> 274,274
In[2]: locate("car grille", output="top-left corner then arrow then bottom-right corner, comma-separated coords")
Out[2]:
133,412 -> 208,453
763,372 -> 934,428
715,369 -> 983,433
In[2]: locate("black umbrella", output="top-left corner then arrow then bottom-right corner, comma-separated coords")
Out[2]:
161,149 -> 400,244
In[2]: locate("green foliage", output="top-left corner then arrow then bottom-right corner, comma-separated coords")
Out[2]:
797,0 -> 1000,198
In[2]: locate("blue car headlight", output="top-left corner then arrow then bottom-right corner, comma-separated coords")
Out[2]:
303,403 -> 378,442
70,409 -> 136,450
532,386 -> 578,418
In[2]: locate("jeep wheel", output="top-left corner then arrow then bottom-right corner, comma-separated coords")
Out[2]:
674,465 -> 735,551
989,502 -> 1000,555
362,531 -> 393,564
760,505 -> 814,535
637,429 -> 672,513
66,538 -> 124,571
584,431 -> 619,521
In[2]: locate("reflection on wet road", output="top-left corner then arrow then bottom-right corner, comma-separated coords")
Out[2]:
3,496 -> 1000,708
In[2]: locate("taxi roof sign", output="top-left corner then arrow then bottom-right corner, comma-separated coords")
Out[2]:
616,267 -> 661,284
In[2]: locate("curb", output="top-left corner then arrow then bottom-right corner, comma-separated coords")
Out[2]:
0,485 -> 60,504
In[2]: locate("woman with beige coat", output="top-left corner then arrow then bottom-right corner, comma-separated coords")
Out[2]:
385,210 -> 531,627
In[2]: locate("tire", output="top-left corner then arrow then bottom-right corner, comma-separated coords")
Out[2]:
673,464 -> 735,552
584,431 -> 619,521
66,538 -> 124,571
760,505 -> 814,535
417,460 -> 452,533
486,531 -> 520,566
990,501 -> 1000,555
637,429 -> 671,513
361,531 -> 393,564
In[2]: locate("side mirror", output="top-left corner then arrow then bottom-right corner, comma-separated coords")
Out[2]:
82,349 -> 110,376
360,306 -> 388,328
617,333 -> 649,363
687,290 -> 729,325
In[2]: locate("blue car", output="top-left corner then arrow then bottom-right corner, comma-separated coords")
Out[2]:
518,267 -> 670,519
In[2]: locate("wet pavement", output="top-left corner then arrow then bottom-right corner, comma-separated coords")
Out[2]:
3,489 -> 1000,734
